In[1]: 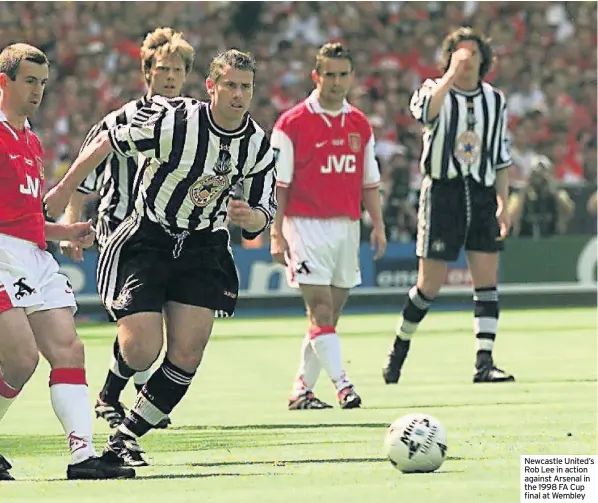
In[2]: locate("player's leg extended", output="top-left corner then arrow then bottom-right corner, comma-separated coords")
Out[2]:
300,284 -> 360,408
284,217 -> 335,410
288,300 -> 331,410
109,304 -> 211,450
383,177 -> 463,384
382,258 -> 447,384
29,307 -> 135,479
101,312 -> 163,466
330,286 -> 361,409
96,335 -> 136,428
466,251 -> 515,383
0,308 -> 39,480
96,330 -> 164,429
95,233 -> 147,427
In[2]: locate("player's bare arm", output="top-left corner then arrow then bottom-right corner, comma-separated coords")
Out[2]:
45,219 -> 95,247
60,191 -> 87,261
362,186 -> 387,260
423,48 -> 472,123
495,167 -> 511,240
43,132 -> 113,218
270,185 -> 290,265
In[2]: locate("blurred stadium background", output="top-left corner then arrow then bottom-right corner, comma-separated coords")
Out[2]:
0,3 -> 596,498
1,1 -> 595,313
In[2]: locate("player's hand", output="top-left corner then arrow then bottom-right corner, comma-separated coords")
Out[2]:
227,199 -> 254,228
60,240 -> 84,262
64,219 -> 95,248
448,48 -> 472,78
270,232 -> 289,266
44,182 -> 74,219
496,207 -> 511,241
370,225 -> 387,260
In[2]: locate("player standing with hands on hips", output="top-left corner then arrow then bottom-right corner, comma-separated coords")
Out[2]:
382,28 -> 515,385
271,42 -> 386,410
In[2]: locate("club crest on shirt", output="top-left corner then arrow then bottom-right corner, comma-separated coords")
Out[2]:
455,131 -> 481,165
213,148 -> 233,175
348,133 -> 361,152
189,174 -> 228,207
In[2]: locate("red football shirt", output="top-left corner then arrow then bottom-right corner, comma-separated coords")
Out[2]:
271,92 -> 380,220
0,112 -> 46,248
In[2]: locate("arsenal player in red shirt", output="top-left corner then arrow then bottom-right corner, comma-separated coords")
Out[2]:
271,42 -> 387,410
0,43 -> 133,481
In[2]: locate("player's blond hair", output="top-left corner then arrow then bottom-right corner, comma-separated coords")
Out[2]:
0,43 -> 48,81
208,49 -> 256,83
140,27 -> 195,85
314,42 -> 353,74
440,27 -> 494,79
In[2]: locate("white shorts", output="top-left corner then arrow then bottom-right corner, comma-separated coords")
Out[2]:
283,217 -> 361,289
0,233 -> 77,315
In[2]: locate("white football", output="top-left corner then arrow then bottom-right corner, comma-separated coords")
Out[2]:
383,413 -> 448,473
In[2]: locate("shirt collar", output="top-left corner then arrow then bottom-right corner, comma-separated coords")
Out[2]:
305,91 -> 351,115
0,111 -> 31,128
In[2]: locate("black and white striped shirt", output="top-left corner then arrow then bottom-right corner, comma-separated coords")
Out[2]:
77,97 -> 148,232
410,79 -> 512,186
107,96 -> 277,235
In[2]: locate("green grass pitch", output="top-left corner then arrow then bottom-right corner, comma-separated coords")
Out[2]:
1,308 -> 596,502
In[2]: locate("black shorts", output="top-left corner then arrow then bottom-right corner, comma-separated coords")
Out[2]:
96,213 -> 239,321
416,176 -> 504,262
94,217 -> 125,323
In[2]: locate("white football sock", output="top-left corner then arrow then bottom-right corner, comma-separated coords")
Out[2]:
109,354 -> 128,379
291,332 -> 322,397
133,368 -> 153,386
49,369 -> 97,464
309,327 -> 351,393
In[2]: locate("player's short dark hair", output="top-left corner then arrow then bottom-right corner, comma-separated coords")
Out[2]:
315,42 -> 353,74
0,43 -> 48,81
440,27 -> 494,80
140,27 -> 195,85
208,49 -> 257,82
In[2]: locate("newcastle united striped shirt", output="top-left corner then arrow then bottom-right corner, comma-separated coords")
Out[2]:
76,97 -> 148,236
410,79 -> 512,186
107,96 -> 277,234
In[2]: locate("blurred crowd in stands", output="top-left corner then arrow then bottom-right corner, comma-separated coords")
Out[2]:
1,1 -> 596,242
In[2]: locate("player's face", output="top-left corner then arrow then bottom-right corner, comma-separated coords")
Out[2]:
456,40 -> 482,82
148,53 -> 186,98
209,66 -> 254,128
0,61 -> 48,116
314,58 -> 353,108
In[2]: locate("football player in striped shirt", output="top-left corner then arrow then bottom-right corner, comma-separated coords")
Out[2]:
60,27 -> 194,464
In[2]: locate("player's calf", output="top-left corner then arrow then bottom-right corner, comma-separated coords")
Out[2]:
104,356 -> 195,462
383,286 -> 434,384
134,382 -> 172,429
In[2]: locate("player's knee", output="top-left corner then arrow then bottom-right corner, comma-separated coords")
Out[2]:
166,336 -> 208,373
309,303 -> 334,327
120,336 -> 161,372
46,336 -> 85,368
417,260 -> 447,298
